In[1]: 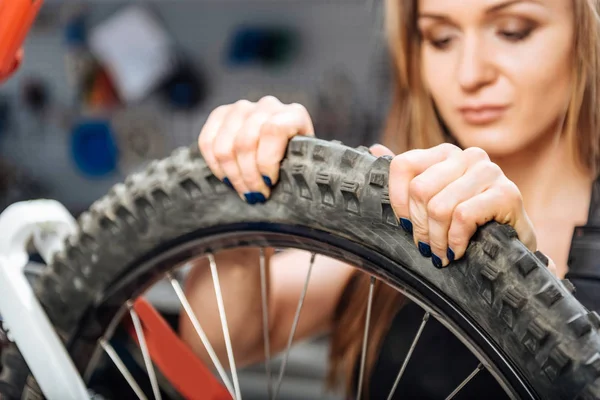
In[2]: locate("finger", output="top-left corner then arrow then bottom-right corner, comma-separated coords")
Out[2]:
447,182 -> 535,263
256,103 -> 314,185
425,159 -> 501,266
369,143 -> 395,158
389,143 -> 461,234
546,256 -> 559,277
407,154 -> 470,265
198,105 -> 231,180
235,98 -> 285,198
213,100 -> 256,196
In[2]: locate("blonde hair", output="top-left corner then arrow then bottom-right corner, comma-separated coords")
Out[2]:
327,0 -> 600,397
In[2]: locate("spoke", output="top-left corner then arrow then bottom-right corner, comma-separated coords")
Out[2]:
208,253 -> 242,400
167,273 -> 236,398
273,253 -> 316,399
129,305 -> 162,400
386,311 -> 430,400
356,276 -> 376,400
445,363 -> 484,400
259,248 -> 273,400
100,338 -> 148,400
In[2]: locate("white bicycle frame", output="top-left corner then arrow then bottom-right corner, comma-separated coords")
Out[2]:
0,199 -> 90,399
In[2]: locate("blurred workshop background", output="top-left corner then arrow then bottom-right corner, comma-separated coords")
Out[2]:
0,4 -> 392,398
0,0 -> 391,217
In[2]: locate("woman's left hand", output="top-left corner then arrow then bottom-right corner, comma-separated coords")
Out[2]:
370,143 -> 538,269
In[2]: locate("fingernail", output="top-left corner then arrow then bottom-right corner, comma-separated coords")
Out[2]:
244,192 -> 266,204
223,177 -> 233,189
447,248 -> 455,263
244,193 -> 256,204
399,218 -> 413,234
253,192 -> 266,204
432,254 -> 443,269
418,242 -> 432,258
262,175 -> 273,188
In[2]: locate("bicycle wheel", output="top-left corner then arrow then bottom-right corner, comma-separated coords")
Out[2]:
1,136 -> 600,399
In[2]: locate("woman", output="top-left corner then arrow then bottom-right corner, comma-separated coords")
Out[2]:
183,0 -> 600,398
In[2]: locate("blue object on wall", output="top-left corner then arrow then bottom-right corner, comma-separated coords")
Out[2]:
64,14 -> 87,47
70,119 -> 119,177
162,62 -> 206,110
226,26 -> 298,67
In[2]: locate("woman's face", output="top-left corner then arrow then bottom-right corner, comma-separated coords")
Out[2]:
418,0 -> 575,157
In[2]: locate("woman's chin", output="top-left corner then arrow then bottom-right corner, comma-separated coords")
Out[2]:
452,126 -> 531,158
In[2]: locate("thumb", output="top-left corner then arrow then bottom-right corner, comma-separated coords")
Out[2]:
546,255 -> 559,278
369,143 -> 395,158
536,250 -> 559,278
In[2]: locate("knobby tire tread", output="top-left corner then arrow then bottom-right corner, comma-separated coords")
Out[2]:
0,137 -> 599,399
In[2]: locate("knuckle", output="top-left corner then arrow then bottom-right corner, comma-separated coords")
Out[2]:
247,111 -> 270,126
438,142 -> 461,154
453,203 -> 472,225
213,143 -> 234,162
233,99 -> 254,111
257,159 -> 278,174
474,160 -> 502,177
463,146 -> 490,162
258,95 -> 281,106
260,119 -> 285,138
430,243 -> 446,257
390,152 -> 412,174
289,102 -> 309,115
234,132 -> 259,153
498,180 -> 522,203
210,104 -> 229,118
409,178 -> 432,202
427,198 -> 453,222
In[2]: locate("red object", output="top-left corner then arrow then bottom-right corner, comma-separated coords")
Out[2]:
0,0 -> 43,82
86,68 -> 120,110
126,298 -> 232,400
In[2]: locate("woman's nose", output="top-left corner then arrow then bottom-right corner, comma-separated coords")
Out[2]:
457,35 -> 497,92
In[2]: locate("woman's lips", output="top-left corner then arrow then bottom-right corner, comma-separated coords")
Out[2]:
459,105 -> 508,125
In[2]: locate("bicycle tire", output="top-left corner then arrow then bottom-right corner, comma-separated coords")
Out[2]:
1,136 -> 600,400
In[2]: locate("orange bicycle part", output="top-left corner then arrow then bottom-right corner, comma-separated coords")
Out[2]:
0,0 -> 44,82
126,298 -> 232,400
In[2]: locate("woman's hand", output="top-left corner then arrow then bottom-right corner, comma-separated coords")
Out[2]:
381,142 -> 537,269
198,96 -> 314,203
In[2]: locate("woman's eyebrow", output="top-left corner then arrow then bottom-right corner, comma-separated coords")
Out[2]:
418,0 -> 544,20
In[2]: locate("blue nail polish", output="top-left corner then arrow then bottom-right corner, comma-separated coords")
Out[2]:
253,192 -> 266,204
432,254 -> 443,269
244,193 -> 256,204
263,175 -> 273,188
418,242 -> 432,257
399,218 -> 413,234
223,177 -> 233,189
447,248 -> 455,263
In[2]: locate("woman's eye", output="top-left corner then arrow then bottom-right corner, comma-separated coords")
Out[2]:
419,26 -> 457,50
497,18 -> 536,42
499,28 -> 533,41
429,37 -> 453,49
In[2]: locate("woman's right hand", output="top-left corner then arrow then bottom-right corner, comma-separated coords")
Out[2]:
198,96 -> 314,203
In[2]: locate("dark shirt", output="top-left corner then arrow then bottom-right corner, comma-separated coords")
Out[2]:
369,178 -> 600,399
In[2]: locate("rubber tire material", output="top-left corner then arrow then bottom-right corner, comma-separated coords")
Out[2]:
2,137 -> 600,399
